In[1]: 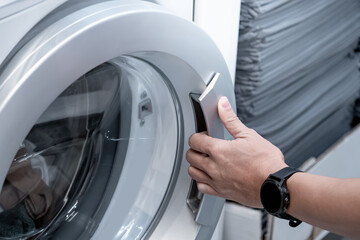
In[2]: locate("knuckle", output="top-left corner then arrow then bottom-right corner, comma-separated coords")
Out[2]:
188,134 -> 194,147
205,164 -> 215,176
208,142 -> 221,156
196,182 -> 204,192
228,114 -> 238,123
199,156 -> 210,172
226,115 -> 239,128
226,114 -> 239,126
188,166 -> 197,179
197,182 -> 210,194
188,166 -> 193,175
245,128 -> 257,137
185,150 -> 191,160
207,163 -> 219,178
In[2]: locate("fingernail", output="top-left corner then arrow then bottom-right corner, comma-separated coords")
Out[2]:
220,97 -> 231,109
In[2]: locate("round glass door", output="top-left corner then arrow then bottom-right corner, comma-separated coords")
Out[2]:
0,56 -> 181,239
0,1 -> 235,239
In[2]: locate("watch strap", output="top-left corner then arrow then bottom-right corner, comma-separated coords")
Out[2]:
277,212 -> 302,227
270,166 -> 301,182
269,166 -> 303,227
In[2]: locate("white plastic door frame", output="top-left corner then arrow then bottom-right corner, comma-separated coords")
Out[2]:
0,1 -> 236,239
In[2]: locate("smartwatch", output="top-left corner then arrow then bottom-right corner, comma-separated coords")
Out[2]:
260,166 -> 302,227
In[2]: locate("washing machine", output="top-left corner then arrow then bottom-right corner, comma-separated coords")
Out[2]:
0,0 -> 239,239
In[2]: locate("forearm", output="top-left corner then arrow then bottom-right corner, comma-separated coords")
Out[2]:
287,173 -> 360,239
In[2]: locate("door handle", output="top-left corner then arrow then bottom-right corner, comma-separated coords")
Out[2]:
187,73 -> 225,240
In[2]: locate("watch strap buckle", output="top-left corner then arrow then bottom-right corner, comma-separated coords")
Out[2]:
289,218 -> 302,227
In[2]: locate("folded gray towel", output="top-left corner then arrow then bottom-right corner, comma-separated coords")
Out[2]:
235,0 -> 360,167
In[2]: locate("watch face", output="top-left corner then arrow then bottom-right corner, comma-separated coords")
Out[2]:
260,181 -> 282,214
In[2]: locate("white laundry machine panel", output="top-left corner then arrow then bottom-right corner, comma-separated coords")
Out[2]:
0,0 -> 67,65
0,1 -> 237,239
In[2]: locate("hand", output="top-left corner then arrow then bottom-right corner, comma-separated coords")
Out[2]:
186,96 -> 287,208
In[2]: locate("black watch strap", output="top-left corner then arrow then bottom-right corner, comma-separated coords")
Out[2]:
269,166 -> 301,182
277,212 -> 302,227
269,167 -> 302,227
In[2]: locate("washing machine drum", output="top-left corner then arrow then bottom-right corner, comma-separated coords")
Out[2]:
0,1 -> 234,239
0,56 -> 180,239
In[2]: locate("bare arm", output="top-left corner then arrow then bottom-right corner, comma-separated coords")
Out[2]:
287,173 -> 360,238
186,96 -> 360,239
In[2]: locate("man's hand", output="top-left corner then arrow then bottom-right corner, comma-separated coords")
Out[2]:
187,97 -> 360,238
186,96 -> 287,208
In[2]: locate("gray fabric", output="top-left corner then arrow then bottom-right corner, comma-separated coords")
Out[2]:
284,97 -> 355,167
235,0 -> 360,167
0,204 -> 35,238
236,0 -> 360,113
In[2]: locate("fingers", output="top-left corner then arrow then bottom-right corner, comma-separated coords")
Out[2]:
188,132 -> 217,155
188,166 -> 220,197
186,149 -> 213,172
197,182 -> 219,196
218,96 -> 249,139
188,166 -> 212,184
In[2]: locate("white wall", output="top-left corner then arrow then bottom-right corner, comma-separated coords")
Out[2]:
154,0 -> 193,21
193,0 -> 241,84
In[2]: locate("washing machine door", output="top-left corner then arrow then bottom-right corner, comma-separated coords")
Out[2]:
0,1 -> 235,239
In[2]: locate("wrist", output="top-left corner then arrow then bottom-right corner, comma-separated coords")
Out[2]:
261,161 -> 288,186
260,166 -> 303,227
285,171 -> 304,216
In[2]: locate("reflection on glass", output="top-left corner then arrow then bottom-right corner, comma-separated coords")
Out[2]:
0,56 -> 179,239
0,63 -> 121,239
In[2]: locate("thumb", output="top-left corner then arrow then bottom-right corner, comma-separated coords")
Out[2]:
218,96 -> 248,139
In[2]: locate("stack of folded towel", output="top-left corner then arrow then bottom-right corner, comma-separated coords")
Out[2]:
236,0 -> 360,167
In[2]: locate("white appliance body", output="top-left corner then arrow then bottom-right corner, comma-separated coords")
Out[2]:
0,1 -> 240,239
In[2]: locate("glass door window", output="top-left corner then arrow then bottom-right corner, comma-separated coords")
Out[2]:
0,56 -> 181,239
